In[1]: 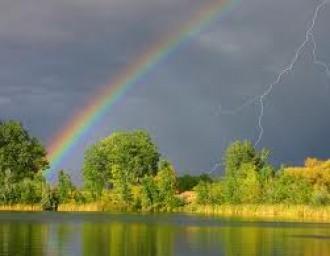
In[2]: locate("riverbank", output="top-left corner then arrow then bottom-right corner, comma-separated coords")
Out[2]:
0,203 -> 102,212
181,204 -> 330,222
1,203 -> 330,222
0,202 -> 133,212
0,204 -> 42,211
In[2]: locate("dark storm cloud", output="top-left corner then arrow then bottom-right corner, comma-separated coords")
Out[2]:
0,0 -> 330,181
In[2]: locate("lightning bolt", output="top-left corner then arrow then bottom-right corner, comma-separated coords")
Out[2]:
310,33 -> 330,80
210,1 -> 329,174
217,0 -> 329,147
255,0 -> 329,146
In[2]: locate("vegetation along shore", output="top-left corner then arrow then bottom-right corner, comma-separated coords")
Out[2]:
1,120 -> 330,221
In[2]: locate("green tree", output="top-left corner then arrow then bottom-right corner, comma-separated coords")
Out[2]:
0,121 -> 48,181
0,169 -> 18,204
41,185 -> 59,211
83,130 -> 160,198
269,172 -> 313,204
224,140 -> 269,177
195,180 -> 225,205
19,178 -> 40,203
111,165 -> 132,205
141,176 -> 159,210
223,140 -> 270,203
155,160 -> 178,210
237,163 -> 261,203
140,160 -> 180,211
11,172 -> 45,204
176,174 -> 212,193
57,170 -> 75,204
83,143 -> 109,199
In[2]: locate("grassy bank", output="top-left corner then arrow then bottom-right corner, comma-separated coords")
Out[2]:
1,203 -> 330,223
0,202 -> 132,212
181,204 -> 330,222
0,204 -> 42,211
0,203 -> 109,212
58,202 -> 107,212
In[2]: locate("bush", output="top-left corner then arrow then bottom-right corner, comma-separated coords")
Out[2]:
141,176 -> 159,211
176,174 -> 212,193
311,186 -> 330,206
57,170 -> 75,204
19,178 -> 40,204
73,190 -> 87,204
269,174 -> 313,204
41,187 -> 59,211
195,181 -> 225,205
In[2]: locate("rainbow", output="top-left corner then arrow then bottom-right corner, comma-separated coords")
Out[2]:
46,0 -> 236,179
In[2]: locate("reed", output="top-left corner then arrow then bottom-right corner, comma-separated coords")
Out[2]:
58,201 -> 132,212
0,204 -> 42,211
2,203 -> 330,223
182,204 -> 330,222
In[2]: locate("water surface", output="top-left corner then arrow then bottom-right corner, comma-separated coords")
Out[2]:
0,212 -> 330,255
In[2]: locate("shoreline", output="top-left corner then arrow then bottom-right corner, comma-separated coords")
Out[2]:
180,204 -> 330,222
1,203 -> 330,222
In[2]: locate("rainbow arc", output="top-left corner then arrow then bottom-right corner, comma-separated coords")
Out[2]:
46,0 -> 236,179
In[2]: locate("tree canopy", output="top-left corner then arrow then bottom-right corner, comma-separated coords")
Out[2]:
0,121 -> 48,181
2,119 -> 330,211
83,130 -> 160,197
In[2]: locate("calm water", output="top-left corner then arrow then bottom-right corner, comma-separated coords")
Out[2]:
0,212 -> 330,256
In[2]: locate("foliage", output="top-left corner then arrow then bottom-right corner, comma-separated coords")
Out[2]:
195,180 -> 225,205
2,120 -> 330,212
0,121 -> 48,181
111,165 -> 132,205
237,163 -> 262,203
176,174 -> 212,193
195,141 -> 326,206
82,144 -> 109,199
222,141 -> 271,204
57,170 -> 76,203
19,178 -> 41,204
155,160 -> 178,209
141,176 -> 159,210
268,172 -> 313,204
140,160 -> 180,211
285,158 -> 330,187
83,130 -> 160,198
41,186 -> 59,211
224,140 -> 269,177
72,190 -> 87,204
311,185 -> 330,206
0,170 -> 46,205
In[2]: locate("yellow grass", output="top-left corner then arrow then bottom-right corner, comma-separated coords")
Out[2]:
0,204 -> 42,211
2,202 -> 330,223
58,202 -> 105,212
181,204 -> 330,222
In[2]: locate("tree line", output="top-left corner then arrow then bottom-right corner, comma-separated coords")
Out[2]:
1,120 -> 330,211
195,141 -> 330,206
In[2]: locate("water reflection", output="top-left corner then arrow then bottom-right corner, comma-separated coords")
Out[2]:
82,222 -> 173,256
0,213 -> 330,256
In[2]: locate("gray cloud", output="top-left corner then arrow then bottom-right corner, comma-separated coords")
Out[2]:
0,0 -> 330,181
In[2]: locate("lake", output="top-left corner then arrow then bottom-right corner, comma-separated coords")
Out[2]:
0,212 -> 330,255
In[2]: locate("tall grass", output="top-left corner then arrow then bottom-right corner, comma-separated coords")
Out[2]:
182,204 -> 330,221
2,202 -> 330,223
58,202 -> 103,212
0,204 -> 42,211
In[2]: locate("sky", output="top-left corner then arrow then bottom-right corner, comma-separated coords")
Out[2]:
0,0 -> 329,182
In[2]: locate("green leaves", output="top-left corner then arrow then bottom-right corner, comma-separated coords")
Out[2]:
0,121 -> 48,205
57,170 -> 75,203
140,160 -> 178,211
82,130 -> 160,198
0,121 -> 48,181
